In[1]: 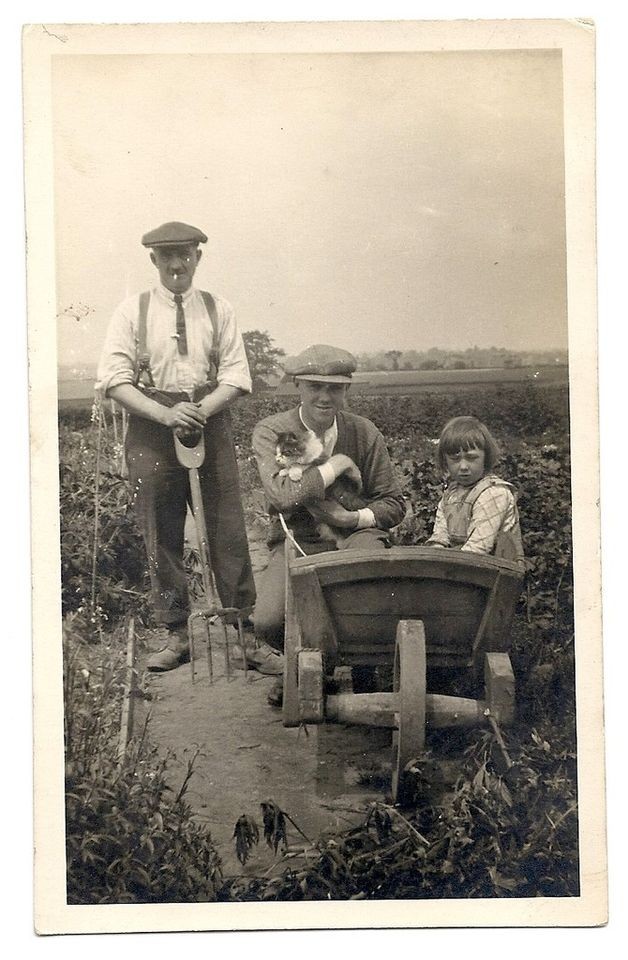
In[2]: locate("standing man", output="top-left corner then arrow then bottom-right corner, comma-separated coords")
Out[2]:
251,344 -> 406,700
96,221 -> 256,671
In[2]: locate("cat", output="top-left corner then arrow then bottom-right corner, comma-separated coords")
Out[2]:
275,431 -> 367,546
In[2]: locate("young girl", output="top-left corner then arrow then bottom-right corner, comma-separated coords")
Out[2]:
426,416 -> 524,564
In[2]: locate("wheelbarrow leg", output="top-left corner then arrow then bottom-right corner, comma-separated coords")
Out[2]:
484,652 -> 515,724
282,539 -> 301,727
297,649 -> 324,723
391,619 -> 427,806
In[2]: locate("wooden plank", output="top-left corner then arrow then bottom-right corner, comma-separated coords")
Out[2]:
333,650 -> 470,669
470,571 -> 502,665
298,650 -> 324,723
327,593 -> 483,616
392,621 -> 427,804
481,576 -> 523,654
287,546 -> 523,685
290,566 -> 339,668
484,652 -> 516,725
309,557 -> 499,591
334,638 -> 471,657
282,540 -> 301,727
292,545 -> 523,573
471,574 -> 522,668
327,589 -> 484,632
118,617 -> 136,762
325,576 -> 485,662
292,546 -> 523,584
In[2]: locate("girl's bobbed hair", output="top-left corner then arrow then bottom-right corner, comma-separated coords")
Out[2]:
436,416 -> 500,473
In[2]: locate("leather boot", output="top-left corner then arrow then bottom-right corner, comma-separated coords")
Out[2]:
146,626 -> 190,672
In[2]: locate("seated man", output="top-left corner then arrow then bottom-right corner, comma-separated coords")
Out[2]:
251,344 -> 406,702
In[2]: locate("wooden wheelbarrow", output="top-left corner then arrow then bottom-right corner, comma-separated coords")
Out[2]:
282,543 -> 524,804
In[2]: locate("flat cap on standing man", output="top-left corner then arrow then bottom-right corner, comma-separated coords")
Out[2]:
96,221 -> 256,670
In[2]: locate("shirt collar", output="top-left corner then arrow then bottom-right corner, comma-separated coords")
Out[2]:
298,406 -> 337,454
156,282 -> 196,306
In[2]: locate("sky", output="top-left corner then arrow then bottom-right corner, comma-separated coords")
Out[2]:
53,47 -> 567,371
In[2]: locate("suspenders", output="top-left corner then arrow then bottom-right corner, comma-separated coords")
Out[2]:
444,477 -> 525,561
134,290 -> 220,388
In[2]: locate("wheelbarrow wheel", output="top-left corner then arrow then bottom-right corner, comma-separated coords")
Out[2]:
391,619 -> 427,805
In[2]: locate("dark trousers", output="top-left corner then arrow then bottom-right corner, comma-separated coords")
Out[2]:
254,528 -> 389,650
126,408 -> 256,627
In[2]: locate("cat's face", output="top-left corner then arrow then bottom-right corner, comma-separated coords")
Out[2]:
275,431 -> 325,467
275,432 -> 307,467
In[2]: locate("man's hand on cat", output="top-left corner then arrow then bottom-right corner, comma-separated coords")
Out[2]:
308,500 -> 359,530
326,454 -> 363,493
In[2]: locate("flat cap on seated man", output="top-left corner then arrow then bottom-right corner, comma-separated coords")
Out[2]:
283,343 -> 357,381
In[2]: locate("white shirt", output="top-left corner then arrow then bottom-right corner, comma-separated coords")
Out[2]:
96,283 -> 252,397
298,406 -> 376,531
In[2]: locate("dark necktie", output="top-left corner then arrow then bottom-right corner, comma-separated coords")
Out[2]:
173,294 -> 188,355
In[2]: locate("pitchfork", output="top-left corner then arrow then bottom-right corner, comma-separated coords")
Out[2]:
174,431 -> 253,683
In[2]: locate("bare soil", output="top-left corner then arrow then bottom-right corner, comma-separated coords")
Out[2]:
138,528 -> 394,879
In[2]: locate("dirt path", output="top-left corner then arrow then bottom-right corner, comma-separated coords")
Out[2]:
140,528 -> 394,879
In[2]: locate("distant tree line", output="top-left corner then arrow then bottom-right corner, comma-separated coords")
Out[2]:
58,326 -> 568,395
356,346 -> 568,372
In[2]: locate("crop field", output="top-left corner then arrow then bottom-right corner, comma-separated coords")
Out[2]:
60,383 -> 577,902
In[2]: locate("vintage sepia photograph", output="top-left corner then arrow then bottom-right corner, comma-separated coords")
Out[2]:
24,17 -> 605,933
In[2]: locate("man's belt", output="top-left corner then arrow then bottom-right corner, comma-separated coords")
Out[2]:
138,382 -> 215,407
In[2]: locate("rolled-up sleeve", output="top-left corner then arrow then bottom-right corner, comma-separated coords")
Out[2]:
215,297 -> 252,394
95,297 -> 138,398
252,421 -> 326,513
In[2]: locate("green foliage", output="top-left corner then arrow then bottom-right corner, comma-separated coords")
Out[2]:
59,415 -> 149,626
220,385 -> 578,902
241,329 -> 286,385
503,442 -> 573,632
64,619 -> 222,904
351,386 -> 569,450
224,723 -> 578,901
233,815 -> 260,865
227,384 -> 569,461
261,800 -> 288,854
354,347 -> 568,372
59,383 -> 578,903
393,455 -> 445,546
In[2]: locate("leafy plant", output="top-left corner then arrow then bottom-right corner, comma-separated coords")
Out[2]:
59,415 -> 149,627
223,719 -> 578,901
64,619 -> 222,904
59,383 -> 578,903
